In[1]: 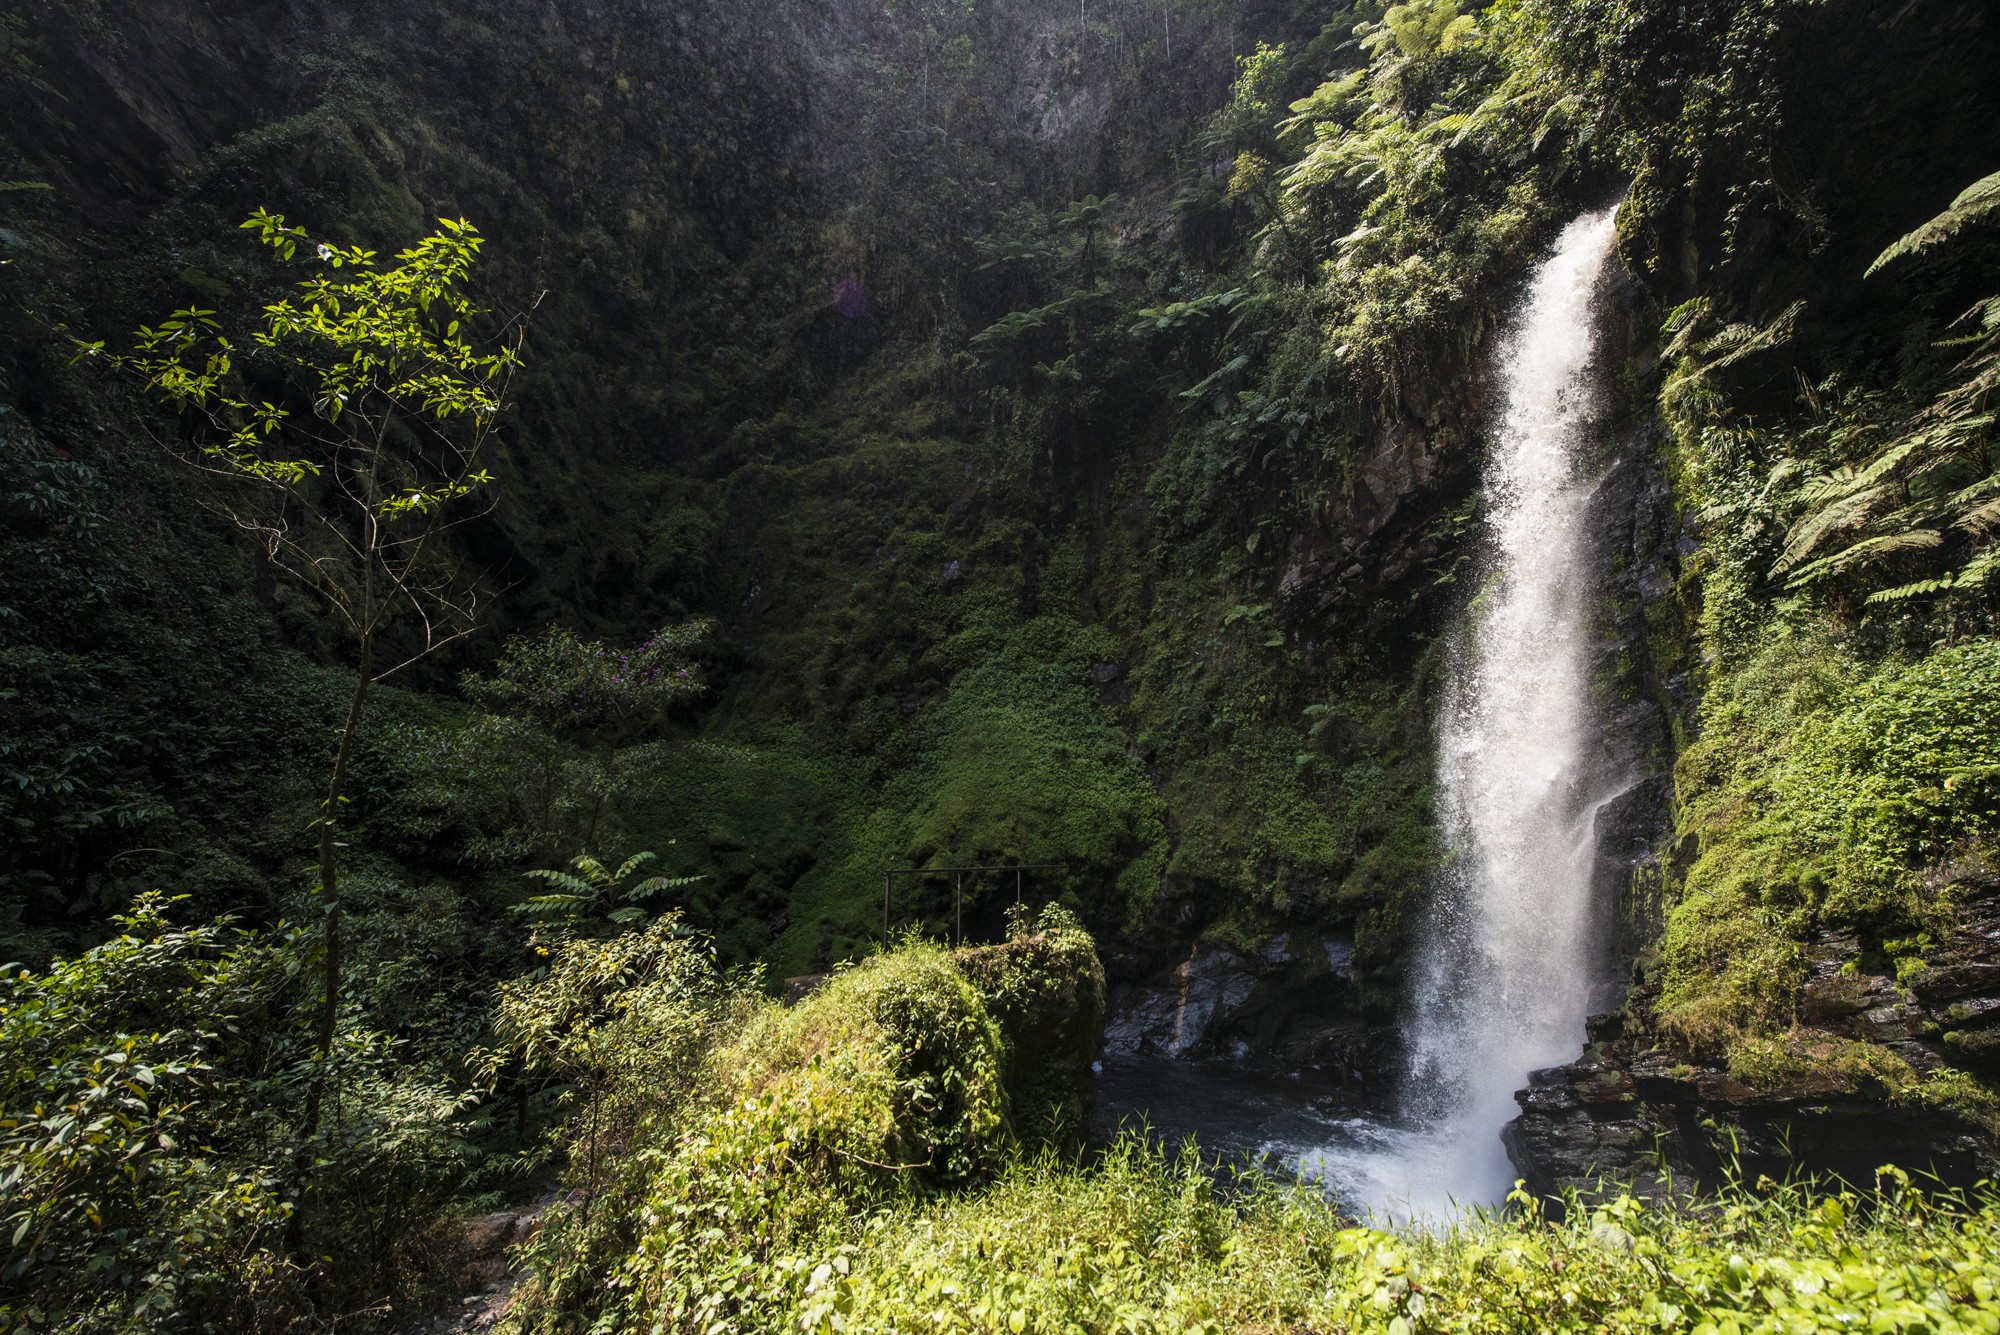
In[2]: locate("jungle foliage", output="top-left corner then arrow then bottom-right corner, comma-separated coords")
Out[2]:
1647,146 -> 2000,1091
2,0 -> 1999,1328
500,916 -> 2000,1335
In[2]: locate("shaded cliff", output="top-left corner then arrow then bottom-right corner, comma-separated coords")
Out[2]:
1,0 -> 1559,1049
1505,0 -> 2000,1199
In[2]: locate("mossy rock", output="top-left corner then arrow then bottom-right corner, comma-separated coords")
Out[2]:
727,939 -> 1008,1186
953,904 -> 1108,1151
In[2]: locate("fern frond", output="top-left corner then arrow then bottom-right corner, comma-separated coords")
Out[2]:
1774,483 -> 1895,571
1694,499 -> 1740,526
1785,528 -> 1942,586
523,869 -> 594,897
1949,493 -> 2000,535
1863,544 -> 2000,603
1839,434 -> 1924,492
1661,299 -> 1710,354
1705,302 -> 1804,375
1953,547 -> 2000,588
613,850 -> 657,882
1867,170 -> 2000,276
1864,577 -> 1954,604
1759,458 -> 1809,503
623,874 -> 701,901
510,894 -> 592,917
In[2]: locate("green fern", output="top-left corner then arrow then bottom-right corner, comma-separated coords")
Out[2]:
514,849 -> 700,931
1865,170 -> 2000,276
1660,298 -> 1805,433
1772,174 -> 2000,602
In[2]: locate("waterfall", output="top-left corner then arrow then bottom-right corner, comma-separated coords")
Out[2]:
1297,207 -> 1627,1218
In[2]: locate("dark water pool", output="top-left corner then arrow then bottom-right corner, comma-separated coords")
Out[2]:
1089,1055 -> 1500,1221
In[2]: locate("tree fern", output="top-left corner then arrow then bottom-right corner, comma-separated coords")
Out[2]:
514,849 -> 701,932
1864,170 -> 2000,277
1659,299 -> 1805,433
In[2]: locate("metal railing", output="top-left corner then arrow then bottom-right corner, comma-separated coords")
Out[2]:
882,864 -> 1068,947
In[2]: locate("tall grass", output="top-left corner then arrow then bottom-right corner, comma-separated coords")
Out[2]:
795,1143 -> 2000,1334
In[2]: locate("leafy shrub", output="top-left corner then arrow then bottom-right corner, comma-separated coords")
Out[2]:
725,940 -> 1007,1186
0,896 -> 296,1328
461,622 -> 711,745
486,911 -> 730,1307
392,621 -> 716,868
511,920 -> 1105,1333
1779,639 -> 2000,920
954,904 -> 1107,1150
0,893 -> 475,1331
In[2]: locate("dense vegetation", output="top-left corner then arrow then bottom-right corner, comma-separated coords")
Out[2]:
2,0 -> 1999,1328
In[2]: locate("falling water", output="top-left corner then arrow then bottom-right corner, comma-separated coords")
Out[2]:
1294,207 -> 1627,1218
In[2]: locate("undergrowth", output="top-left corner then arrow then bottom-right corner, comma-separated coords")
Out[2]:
1661,629 -> 2000,1063
505,915 -> 2000,1335
506,907 -> 1103,1335
791,1154 -> 2000,1335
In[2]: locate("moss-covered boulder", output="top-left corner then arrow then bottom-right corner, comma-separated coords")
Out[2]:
727,940 -> 1010,1186
954,904 -> 1108,1150
514,919 -> 1108,1333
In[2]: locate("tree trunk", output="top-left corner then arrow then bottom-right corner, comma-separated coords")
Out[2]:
291,625 -> 374,1273
304,629 -> 373,1134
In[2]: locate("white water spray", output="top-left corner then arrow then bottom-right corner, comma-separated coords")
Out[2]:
1297,207 -> 1626,1218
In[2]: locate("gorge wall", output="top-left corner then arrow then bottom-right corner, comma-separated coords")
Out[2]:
2,0 -> 1489,1022
5,0 -> 2000,1201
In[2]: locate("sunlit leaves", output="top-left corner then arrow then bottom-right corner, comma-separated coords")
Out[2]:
78,210 -> 518,543
1866,171 -> 2000,278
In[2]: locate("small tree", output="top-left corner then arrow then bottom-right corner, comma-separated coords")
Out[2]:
390,621 -> 717,868
463,621 -> 712,745
75,210 -> 531,1101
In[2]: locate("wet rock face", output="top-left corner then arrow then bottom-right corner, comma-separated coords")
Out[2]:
1103,942 -> 1256,1059
1102,933 -> 1394,1086
1506,870 -> 2000,1207
1907,858 -> 2000,1078
1502,1030 -> 1689,1209
1505,1036 -> 1994,1212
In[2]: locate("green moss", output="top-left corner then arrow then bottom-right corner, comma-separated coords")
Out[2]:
1663,635 -> 2000,1052
953,904 -> 1107,1150
511,921 -> 1107,1334
1912,1068 -> 2000,1136
729,940 -> 1009,1183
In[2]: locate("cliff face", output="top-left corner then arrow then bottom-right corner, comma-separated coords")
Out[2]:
1508,864 -> 2000,1206
1501,0 -> 2000,1199
2,0 -> 1483,1027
